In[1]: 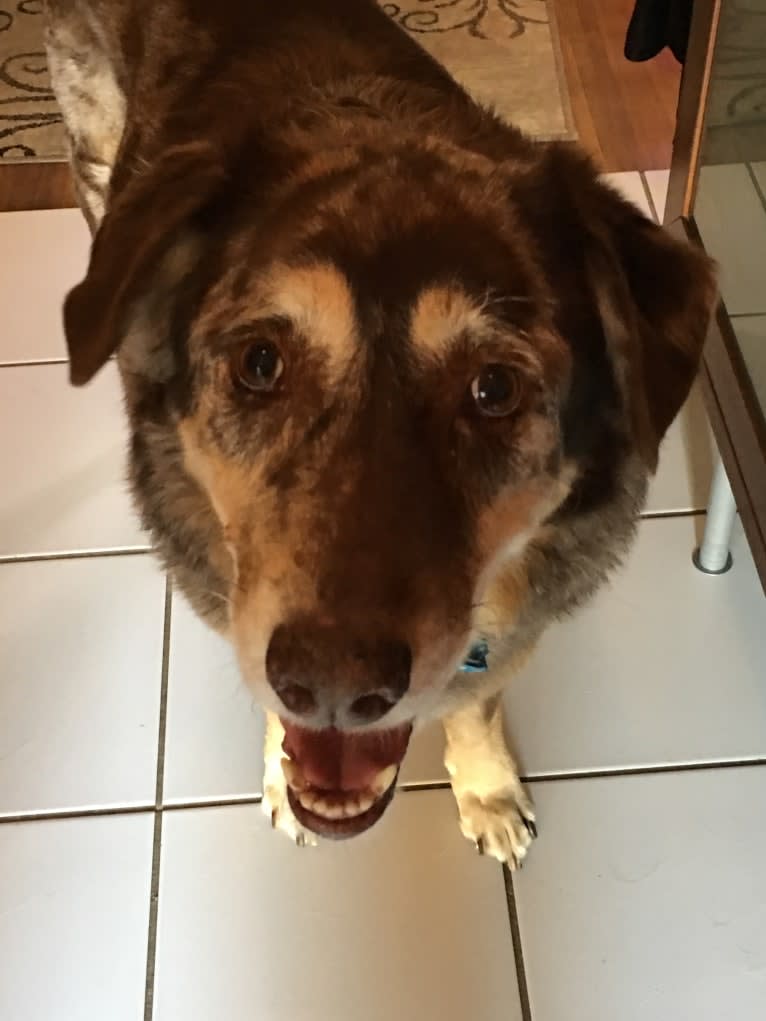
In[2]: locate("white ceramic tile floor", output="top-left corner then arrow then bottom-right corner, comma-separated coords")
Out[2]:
402,515 -> 766,786
2,181 -> 765,1020
502,516 -> 766,776
163,593 -> 265,805
0,813 -> 154,1021
0,555 -> 165,816
0,208 -> 89,365
515,768 -> 766,1021
0,361 -> 150,557
602,171 -> 653,218
643,168 -> 670,222
153,792 -> 522,1021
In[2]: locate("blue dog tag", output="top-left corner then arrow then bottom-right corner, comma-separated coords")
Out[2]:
460,640 -> 489,673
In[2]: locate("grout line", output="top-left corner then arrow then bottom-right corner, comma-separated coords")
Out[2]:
143,813 -> 163,1021
143,579 -> 173,1021
5,758 -> 766,826
521,756 -> 766,785
162,794 -> 263,811
0,547 -> 152,566
746,161 -> 766,216
400,780 -> 451,793
0,357 -> 70,369
727,311 -> 766,320
639,171 -> 660,224
0,795 -> 266,826
0,804 -> 154,825
403,757 -> 766,791
5,761 -> 766,827
640,508 -> 705,520
154,581 -> 173,809
503,867 -> 533,1021
0,509 -> 705,566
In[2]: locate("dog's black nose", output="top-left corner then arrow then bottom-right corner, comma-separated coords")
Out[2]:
266,618 -> 411,725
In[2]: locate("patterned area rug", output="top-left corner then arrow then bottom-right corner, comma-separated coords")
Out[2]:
0,0 -> 574,163
382,1 -> 573,139
0,0 -> 61,160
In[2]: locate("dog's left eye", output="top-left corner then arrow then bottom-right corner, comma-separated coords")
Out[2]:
470,364 -> 522,417
232,341 -> 285,392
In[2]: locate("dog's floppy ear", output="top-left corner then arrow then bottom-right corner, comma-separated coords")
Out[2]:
64,142 -> 227,385
589,194 -> 718,472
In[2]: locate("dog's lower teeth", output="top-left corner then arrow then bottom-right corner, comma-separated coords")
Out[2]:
298,790 -> 318,812
371,764 -> 397,796
287,758 -> 398,821
296,790 -> 376,820
320,801 -> 345,820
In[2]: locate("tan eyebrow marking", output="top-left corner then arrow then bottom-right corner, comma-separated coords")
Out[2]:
263,263 -> 358,379
409,285 -> 489,356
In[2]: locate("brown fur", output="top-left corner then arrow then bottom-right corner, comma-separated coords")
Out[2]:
44,0 -> 717,851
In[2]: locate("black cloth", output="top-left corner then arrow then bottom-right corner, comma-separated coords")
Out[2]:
624,0 -> 694,64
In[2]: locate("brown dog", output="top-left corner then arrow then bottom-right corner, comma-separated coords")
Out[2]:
44,0 -> 716,863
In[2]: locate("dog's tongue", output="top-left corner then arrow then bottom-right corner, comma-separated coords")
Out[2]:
281,721 -> 412,792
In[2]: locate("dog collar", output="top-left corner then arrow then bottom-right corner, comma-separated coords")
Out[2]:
460,640 -> 489,673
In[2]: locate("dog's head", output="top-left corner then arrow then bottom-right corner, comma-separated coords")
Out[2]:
64,138 -> 716,837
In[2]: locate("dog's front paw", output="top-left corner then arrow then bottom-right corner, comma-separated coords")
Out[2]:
262,758 -> 317,848
455,784 -> 537,869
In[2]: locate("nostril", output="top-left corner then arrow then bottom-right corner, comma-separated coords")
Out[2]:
274,683 -> 316,717
349,692 -> 396,724
349,641 -> 412,723
267,623 -> 412,723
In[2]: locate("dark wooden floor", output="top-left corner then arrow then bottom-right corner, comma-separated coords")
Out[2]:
553,0 -> 681,172
0,0 -> 681,212
0,162 -> 74,212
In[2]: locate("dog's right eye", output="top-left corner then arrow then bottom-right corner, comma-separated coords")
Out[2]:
232,341 -> 285,393
470,363 -> 522,418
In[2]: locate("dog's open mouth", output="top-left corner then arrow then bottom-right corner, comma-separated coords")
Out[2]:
281,721 -> 413,839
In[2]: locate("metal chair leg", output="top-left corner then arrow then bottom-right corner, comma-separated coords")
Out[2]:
693,457 -> 736,574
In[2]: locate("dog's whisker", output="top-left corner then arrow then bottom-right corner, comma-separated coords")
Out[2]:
199,587 -> 232,607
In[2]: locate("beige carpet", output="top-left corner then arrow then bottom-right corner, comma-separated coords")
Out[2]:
0,1 -> 63,161
382,0 -> 574,139
0,0 -> 574,163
